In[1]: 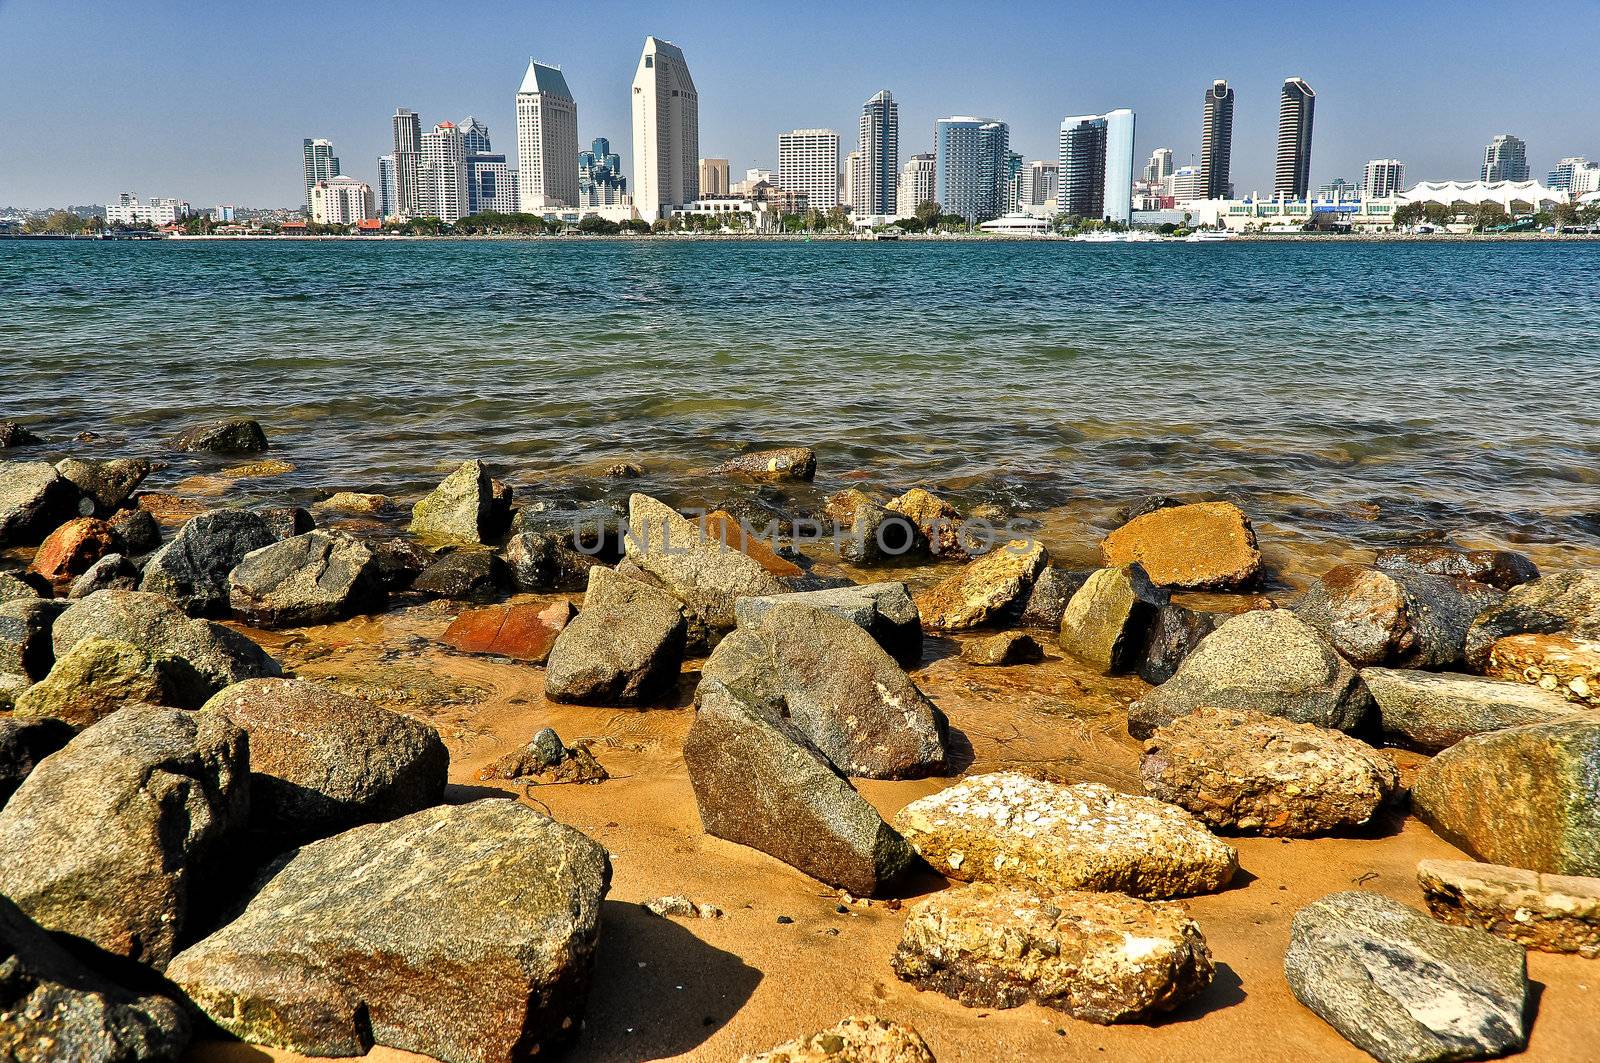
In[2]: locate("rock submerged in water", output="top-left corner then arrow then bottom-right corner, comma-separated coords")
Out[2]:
166,800 -> 610,1063
544,566 -> 686,705
439,599 -> 573,663
1361,667 -> 1587,753
1294,563 -> 1499,669
893,883 -> 1214,1024
139,508 -> 277,615
893,772 -> 1237,899
960,630 -> 1043,666
1486,632 -> 1599,706
1100,501 -> 1262,590
1419,858 -> 1600,958
710,445 -> 817,482
734,581 -> 922,665
1464,569 -> 1600,670
12,636 -> 182,727
916,540 -> 1046,631
1375,545 -> 1539,591
1284,890 -> 1529,1063
0,421 -> 43,448
172,418 -> 269,454
227,530 -> 387,627
741,1016 -> 935,1063
1056,564 -> 1168,674
409,459 -> 497,546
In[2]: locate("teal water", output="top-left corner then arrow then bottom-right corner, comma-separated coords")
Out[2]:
3,239 -> 1599,551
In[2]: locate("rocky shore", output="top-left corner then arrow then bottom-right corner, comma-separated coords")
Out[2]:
2,418 -> 1599,1063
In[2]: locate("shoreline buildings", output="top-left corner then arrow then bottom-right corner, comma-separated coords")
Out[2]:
1482,134 -> 1529,182
419,121 -> 468,223
1363,159 -> 1405,198
579,138 -> 628,205
778,129 -> 841,211
309,176 -> 376,224
391,109 -> 423,219
302,139 -> 340,208
516,60 -> 580,210
1200,80 -> 1234,200
897,153 -> 935,216
1059,109 -> 1135,224
934,116 -> 1010,223
631,36 -> 699,221
857,90 -> 899,217
698,158 -> 730,196
1274,78 -> 1316,200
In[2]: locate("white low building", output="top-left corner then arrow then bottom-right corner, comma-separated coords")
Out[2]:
309,177 -> 377,225
1400,180 -> 1568,210
105,193 -> 190,226
977,212 -> 1051,235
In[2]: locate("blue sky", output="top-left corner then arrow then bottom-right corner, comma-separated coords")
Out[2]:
2,0 -> 1597,207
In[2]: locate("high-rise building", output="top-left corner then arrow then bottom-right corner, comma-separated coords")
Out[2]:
1200,80 -> 1234,200
309,177 -> 376,225
1168,165 -> 1204,202
392,109 -> 423,218
1058,109 -> 1135,223
631,36 -> 699,220
579,137 -> 628,204
460,116 -> 492,156
843,150 -> 862,209
1317,176 -> 1359,201
1363,159 -> 1405,198
1017,161 -> 1058,206
467,154 -> 518,214
934,117 -> 1009,224
419,121 -> 468,223
302,138 -> 340,207
897,153 -> 935,217
1547,157 -> 1589,191
1274,78 -> 1316,199
778,129 -> 840,210
698,158 -> 730,196
516,60 -> 580,210
858,90 -> 899,216
1482,134 -> 1529,182
377,155 -> 395,218
1143,147 -> 1174,185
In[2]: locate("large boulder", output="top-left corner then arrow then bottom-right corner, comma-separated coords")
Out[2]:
0,706 -> 248,969
1140,708 -> 1399,836
1285,891 -> 1529,1063
55,457 -> 153,515
0,598 -> 66,680
741,1016 -> 934,1063
1486,633 -> 1599,707
1412,719 -> 1600,876
544,566 -> 686,705
409,459 -> 494,546
30,515 -> 119,585
916,540 -> 1046,631
1464,570 -> 1600,670
886,488 -> 966,559
1419,858 -> 1600,959
1018,566 -> 1091,630
12,636 -> 183,727
1137,603 -> 1220,685
201,679 -> 447,843
227,530 -> 386,627
709,445 -> 816,482
1128,609 -> 1373,740
623,493 -> 788,630
1294,563 -> 1499,669
685,678 -> 916,895
53,590 -> 282,707
139,509 -> 276,615
172,418 -> 268,453
166,800 -> 609,1063
1375,546 -> 1539,591
893,772 -> 1237,899
1056,564 -> 1168,674
700,603 -> 947,779
1361,667 -> 1588,753
0,894 -> 190,1063
0,715 -> 74,805
892,883 -> 1213,1023
735,581 -> 922,665
0,460 -> 77,545
1100,501 -> 1261,590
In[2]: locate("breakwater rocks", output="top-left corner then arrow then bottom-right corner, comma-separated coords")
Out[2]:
3,429 -> 1600,1061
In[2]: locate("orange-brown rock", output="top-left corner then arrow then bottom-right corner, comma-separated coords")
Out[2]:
1101,501 -> 1262,590
1487,633 -> 1599,707
439,600 -> 574,663
698,511 -> 803,579
30,517 -> 118,585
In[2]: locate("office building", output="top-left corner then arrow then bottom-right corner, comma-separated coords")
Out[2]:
778,128 -> 840,210
1058,109 -> 1135,223
1274,78 -> 1316,199
468,154 -> 517,214
1168,165 -> 1204,202
1547,157 -> 1589,191
1200,80 -> 1234,200
1143,147 -> 1174,185
844,150 -> 861,209
104,193 -> 189,227
1363,159 -> 1405,198
310,177 -> 376,225
391,109 -> 423,218
516,59 -> 580,210
419,121 -> 468,223
934,116 -> 1009,223
302,138 -> 340,207
631,36 -> 699,220
1482,134 -> 1530,182
699,158 -> 730,196
897,152 -> 935,216
580,137 -> 628,204
460,116 -> 492,155
1017,160 -> 1058,206
857,89 -> 899,216
377,154 -> 395,218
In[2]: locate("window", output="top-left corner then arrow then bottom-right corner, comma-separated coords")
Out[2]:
645,56 -> 653,68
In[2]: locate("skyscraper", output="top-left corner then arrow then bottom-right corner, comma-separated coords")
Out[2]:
1017,161 -> 1058,206
419,121 -> 468,223
468,155 -> 518,214
1143,148 -> 1174,185
1363,159 -> 1405,198
1274,78 -> 1316,199
516,60 -> 580,210
460,117 -> 492,156
778,129 -> 840,210
631,36 -> 699,220
1058,109 -> 1135,223
934,117 -> 1009,224
377,154 -> 395,218
579,138 -> 628,204
897,153 -> 935,217
391,109 -> 423,218
1548,157 -> 1590,191
858,90 -> 899,216
844,150 -> 862,210
1481,134 -> 1529,182
302,138 -> 340,207
699,158 -> 730,196
1200,80 -> 1234,200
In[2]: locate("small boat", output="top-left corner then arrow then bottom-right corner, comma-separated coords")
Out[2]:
1184,230 -> 1233,242
1071,230 -> 1162,243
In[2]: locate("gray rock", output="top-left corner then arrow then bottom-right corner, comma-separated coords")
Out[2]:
0,706 -> 248,970
708,445 -> 817,482
201,678 -> 447,843
1018,566 -> 1092,629
685,677 -> 916,895
1285,890 -> 1529,1063
411,547 -> 506,601
734,581 -> 922,665
367,536 -> 432,590
166,800 -> 609,1063
139,509 -> 276,615
701,602 -> 947,779
172,418 -> 268,454
12,636 -> 183,727
108,507 -> 161,555
0,894 -> 190,1063
623,493 -> 789,629
0,570 -> 41,603
1295,563 -> 1501,669
0,460 -> 78,545
409,459 -> 493,546
1362,667 -> 1589,753
502,530 -> 605,592
0,715 -> 74,805
254,504 -> 315,540
0,421 -> 43,448
1057,564 -> 1168,674
1465,570 -> 1600,670
1129,609 -> 1374,739
544,566 -> 686,705
1375,546 -> 1540,591
228,531 -> 386,627
53,590 -> 282,708
1138,604 -> 1220,685
0,598 -> 66,679
55,457 -> 152,515
69,551 -> 143,598
839,500 -> 925,565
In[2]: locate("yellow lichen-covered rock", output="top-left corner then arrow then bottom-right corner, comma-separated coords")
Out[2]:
1101,501 -> 1261,590
1487,633 -> 1600,707
915,541 -> 1046,631
741,1015 -> 935,1063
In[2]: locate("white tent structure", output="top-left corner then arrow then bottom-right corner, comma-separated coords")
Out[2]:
1400,180 -> 1568,210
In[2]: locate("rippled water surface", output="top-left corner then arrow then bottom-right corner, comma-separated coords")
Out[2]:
3,238 -> 1599,552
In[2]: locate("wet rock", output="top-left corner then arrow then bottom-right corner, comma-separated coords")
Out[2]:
511,501 -> 626,558
1284,890 -> 1529,1063
893,772 -> 1237,899
12,637 -> 183,727
1018,566 -> 1091,629
0,421 -> 43,448
139,508 -> 276,615
1128,609 -> 1373,740
960,631 -> 1043,666
742,1016 -> 935,1063
734,581 -> 922,665
1464,570 -> 1600,670
482,726 -> 567,779
893,883 -> 1213,1023
1412,719 -> 1600,876
311,491 -> 396,516
30,515 -> 119,585
55,457 -> 152,515
0,716 -> 74,805
440,599 -> 573,663
0,570 -> 41,603
69,552 -> 143,598
367,536 -> 432,590
1361,667 -> 1587,753
0,598 -> 66,680
0,894 -> 190,1062
202,678 -> 448,844
824,487 -> 880,528
1375,546 -> 1539,591
409,459 -> 494,546
172,418 -> 268,454
1486,632 -> 1599,706
1419,858 -> 1600,959
1137,604 -> 1220,685
1057,564 -> 1168,674
701,603 -> 947,779
0,460 -> 78,545
1140,708 -> 1399,836
0,706 -> 248,969
917,540 -> 1047,631
1294,563 -> 1499,669
544,566 -> 686,705
887,488 -> 966,559
698,510 -> 804,579
228,531 -> 386,627
411,547 -> 506,602
604,460 -> 644,478
107,507 -> 161,555
1116,495 -> 1185,523
839,500 -> 924,566
1100,501 -> 1262,591
623,493 -> 788,630
685,677 -> 916,895
501,530 -> 603,592
254,504 -> 315,540
710,445 -> 817,482
166,800 -> 609,1063
53,590 -> 282,707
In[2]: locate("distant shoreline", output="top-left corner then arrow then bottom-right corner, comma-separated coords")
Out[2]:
5,231 -> 1599,244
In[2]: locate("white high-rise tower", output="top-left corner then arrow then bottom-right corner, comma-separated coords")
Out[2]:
631,37 -> 699,221
858,89 -> 899,216
516,60 -> 579,210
